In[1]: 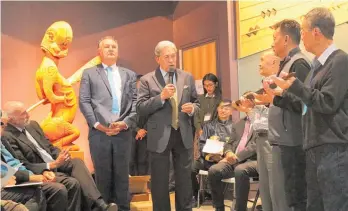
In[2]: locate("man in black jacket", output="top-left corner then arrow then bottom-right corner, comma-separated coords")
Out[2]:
2,101 -> 117,211
264,19 -> 311,211
191,100 -> 258,211
130,74 -> 150,176
271,8 -> 348,211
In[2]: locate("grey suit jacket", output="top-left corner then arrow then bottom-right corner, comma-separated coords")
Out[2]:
136,67 -> 200,153
224,117 -> 257,162
79,64 -> 137,130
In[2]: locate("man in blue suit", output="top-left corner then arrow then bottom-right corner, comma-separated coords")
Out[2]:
79,36 -> 137,211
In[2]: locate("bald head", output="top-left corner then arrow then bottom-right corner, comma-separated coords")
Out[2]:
259,51 -> 281,77
3,101 -> 30,128
0,109 -> 9,132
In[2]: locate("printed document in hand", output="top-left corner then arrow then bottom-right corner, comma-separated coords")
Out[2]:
5,182 -> 43,188
202,139 -> 224,155
1,161 -> 17,188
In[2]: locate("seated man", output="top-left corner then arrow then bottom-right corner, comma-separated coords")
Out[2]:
192,99 -> 258,211
233,91 -> 272,211
1,101 -> 117,211
1,110 -> 45,211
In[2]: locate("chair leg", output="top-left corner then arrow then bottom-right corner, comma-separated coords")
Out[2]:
231,183 -> 236,211
251,189 -> 260,211
197,175 -> 202,208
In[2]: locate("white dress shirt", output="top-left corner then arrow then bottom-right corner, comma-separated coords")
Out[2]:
317,44 -> 337,65
16,126 -> 54,170
94,63 -> 123,128
159,67 -> 194,116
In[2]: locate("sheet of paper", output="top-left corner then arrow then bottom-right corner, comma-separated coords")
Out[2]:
4,182 -> 43,188
1,161 -> 18,188
202,139 -> 224,155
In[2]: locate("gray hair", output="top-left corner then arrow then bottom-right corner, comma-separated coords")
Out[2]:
3,101 -> 24,117
304,7 -> 335,39
154,40 -> 177,57
98,36 -> 118,49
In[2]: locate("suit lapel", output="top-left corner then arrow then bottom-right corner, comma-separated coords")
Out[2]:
6,124 -> 43,160
153,67 -> 166,90
118,67 -> 127,93
236,119 -> 246,141
246,125 -> 253,143
176,70 -> 185,104
118,67 -> 127,112
25,125 -> 49,153
96,64 -> 112,96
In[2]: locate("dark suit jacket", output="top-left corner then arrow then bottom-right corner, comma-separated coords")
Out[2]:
135,113 -> 148,132
79,64 -> 137,129
2,121 -> 60,174
136,67 -> 200,153
224,117 -> 257,162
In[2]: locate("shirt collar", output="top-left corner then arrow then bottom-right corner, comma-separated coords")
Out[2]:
13,125 -> 25,133
102,63 -> 117,71
159,67 -> 168,78
280,47 -> 300,66
205,93 -> 215,98
288,47 -> 301,58
217,118 -> 231,124
317,44 -> 337,65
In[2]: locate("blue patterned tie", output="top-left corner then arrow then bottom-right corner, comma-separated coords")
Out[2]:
106,66 -> 120,114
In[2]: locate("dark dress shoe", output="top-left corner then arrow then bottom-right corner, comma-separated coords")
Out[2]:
256,205 -> 263,211
105,203 -> 117,211
215,207 -> 225,211
93,200 -> 117,211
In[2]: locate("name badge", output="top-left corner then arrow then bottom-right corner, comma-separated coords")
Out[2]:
204,113 -> 211,122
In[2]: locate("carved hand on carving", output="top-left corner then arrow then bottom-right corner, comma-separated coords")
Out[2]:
63,90 -> 74,107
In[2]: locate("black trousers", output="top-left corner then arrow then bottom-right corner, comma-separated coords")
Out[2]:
129,131 -> 150,176
306,144 -> 348,211
2,186 -> 46,211
150,128 -> 193,211
206,160 -> 258,211
89,130 -> 131,211
279,145 -> 307,211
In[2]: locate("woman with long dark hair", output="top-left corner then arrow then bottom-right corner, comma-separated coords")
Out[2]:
194,73 -> 222,134
193,73 -> 222,162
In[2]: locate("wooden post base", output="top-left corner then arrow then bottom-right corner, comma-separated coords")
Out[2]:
68,150 -> 84,161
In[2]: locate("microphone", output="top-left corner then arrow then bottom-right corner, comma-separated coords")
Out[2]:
168,66 -> 176,84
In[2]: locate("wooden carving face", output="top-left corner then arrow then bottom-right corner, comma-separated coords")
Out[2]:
41,21 -> 73,58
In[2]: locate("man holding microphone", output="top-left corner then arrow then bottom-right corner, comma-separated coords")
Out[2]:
137,40 -> 200,211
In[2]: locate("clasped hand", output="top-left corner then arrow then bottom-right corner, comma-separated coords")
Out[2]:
220,152 -> 238,165
107,121 -> 127,136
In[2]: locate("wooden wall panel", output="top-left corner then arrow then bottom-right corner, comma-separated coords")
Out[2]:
182,41 -> 217,80
236,0 -> 348,58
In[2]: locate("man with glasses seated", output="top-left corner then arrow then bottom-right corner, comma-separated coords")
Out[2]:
191,99 -> 258,211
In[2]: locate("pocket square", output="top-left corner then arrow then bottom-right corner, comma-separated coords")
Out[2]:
183,85 -> 189,89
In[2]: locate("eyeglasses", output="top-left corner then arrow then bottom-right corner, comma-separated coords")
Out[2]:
203,84 -> 215,88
